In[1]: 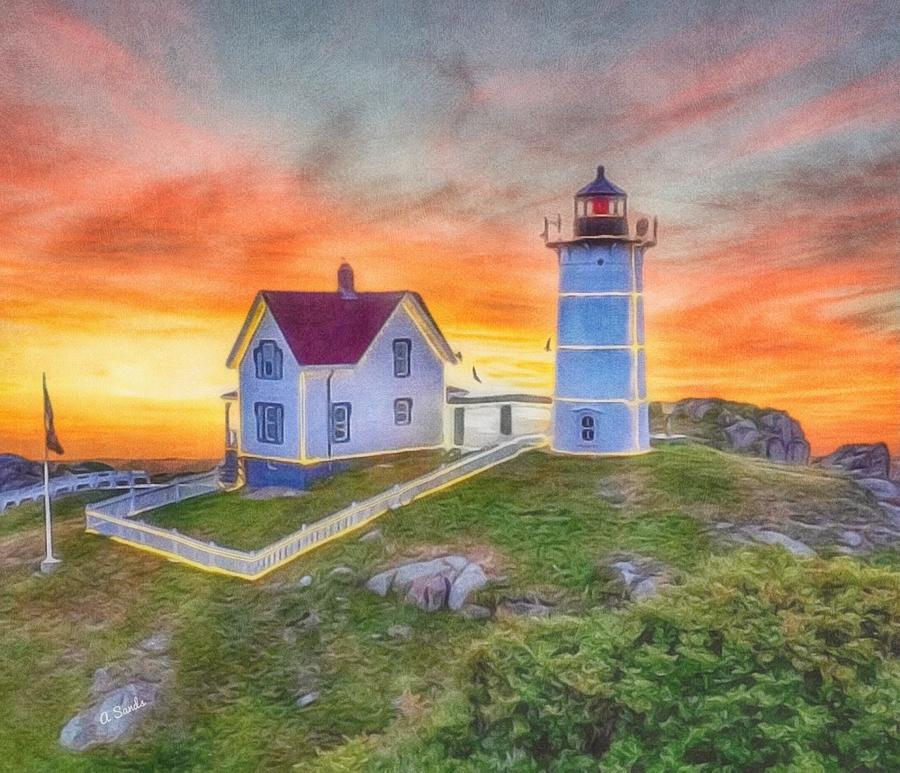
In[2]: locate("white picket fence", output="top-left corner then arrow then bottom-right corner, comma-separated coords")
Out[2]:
85,435 -> 546,580
1,469 -> 151,513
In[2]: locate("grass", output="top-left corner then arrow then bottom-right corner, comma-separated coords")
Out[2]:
143,450 -> 449,550
0,443 -> 894,771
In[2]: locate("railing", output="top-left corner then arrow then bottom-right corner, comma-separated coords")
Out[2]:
85,435 -> 546,580
1,469 -> 151,513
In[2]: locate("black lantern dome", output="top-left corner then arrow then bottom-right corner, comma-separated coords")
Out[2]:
574,165 -> 628,237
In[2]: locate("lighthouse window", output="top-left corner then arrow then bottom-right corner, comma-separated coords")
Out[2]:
580,415 -> 596,442
591,197 -> 611,215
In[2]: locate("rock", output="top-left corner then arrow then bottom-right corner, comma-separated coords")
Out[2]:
387,624 -> 413,640
89,667 -> 118,697
459,604 -> 492,620
857,478 -> 900,500
297,611 -> 321,631
815,443 -> 891,479
365,570 -> 396,597
296,691 -> 320,708
632,578 -> 660,600
405,575 -> 451,612
724,420 -> 762,450
242,486 -> 308,501
328,566 -> 355,579
746,529 -> 815,557
390,557 -> 461,593
359,528 -> 384,543
366,556 -> 490,612
59,682 -> 157,751
605,555 -> 674,601
448,563 -> 488,611
497,597 -> 555,618
839,530 -> 864,548
298,575 -> 313,588
137,632 -> 170,655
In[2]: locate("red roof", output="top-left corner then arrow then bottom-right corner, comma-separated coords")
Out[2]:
227,290 -> 453,367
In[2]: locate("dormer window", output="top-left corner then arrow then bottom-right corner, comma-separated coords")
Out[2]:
393,338 -> 411,378
254,340 -> 283,380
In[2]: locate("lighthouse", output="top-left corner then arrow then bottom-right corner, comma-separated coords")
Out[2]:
546,165 -> 657,455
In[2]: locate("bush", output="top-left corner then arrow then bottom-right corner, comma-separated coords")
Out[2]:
378,552 -> 900,771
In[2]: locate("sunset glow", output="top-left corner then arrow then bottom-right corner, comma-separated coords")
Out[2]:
1,0 -> 897,459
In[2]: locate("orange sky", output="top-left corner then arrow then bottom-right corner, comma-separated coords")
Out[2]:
0,0 -> 897,459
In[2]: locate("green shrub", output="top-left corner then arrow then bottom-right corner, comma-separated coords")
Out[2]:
379,552 -> 900,771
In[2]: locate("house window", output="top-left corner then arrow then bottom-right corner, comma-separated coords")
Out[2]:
331,402 -> 351,443
254,340 -> 283,380
393,338 -> 411,377
580,415 -> 596,442
394,398 -> 412,425
254,402 -> 284,445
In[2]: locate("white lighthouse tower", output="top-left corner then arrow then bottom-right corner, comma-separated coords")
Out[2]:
546,165 -> 657,455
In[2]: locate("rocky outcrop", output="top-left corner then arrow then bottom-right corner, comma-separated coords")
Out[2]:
650,399 -> 810,463
0,454 -> 116,492
601,554 -> 676,601
815,443 -> 891,479
814,443 -> 899,528
366,555 -> 489,612
59,631 -> 172,751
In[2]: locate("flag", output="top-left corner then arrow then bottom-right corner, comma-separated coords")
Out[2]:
43,374 -> 64,455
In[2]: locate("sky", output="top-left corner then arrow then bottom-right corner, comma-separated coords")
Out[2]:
0,0 -> 897,459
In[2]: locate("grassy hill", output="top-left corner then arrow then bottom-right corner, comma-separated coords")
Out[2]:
0,444 -> 896,770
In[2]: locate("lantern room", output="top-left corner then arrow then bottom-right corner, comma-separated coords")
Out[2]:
573,165 -> 628,237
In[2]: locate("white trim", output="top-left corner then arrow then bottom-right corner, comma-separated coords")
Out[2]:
558,291 -> 642,298
558,344 -> 643,351
554,397 -> 649,406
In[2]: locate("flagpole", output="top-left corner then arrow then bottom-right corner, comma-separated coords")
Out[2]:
41,373 -> 61,574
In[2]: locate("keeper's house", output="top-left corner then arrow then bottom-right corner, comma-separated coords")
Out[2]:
221,263 -> 457,489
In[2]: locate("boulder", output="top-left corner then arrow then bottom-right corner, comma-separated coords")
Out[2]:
723,420 -> 762,450
387,624 -> 412,640
605,555 -> 675,601
405,575 -> 451,612
296,691 -> 320,708
365,570 -> 396,597
366,555 -> 490,612
856,478 -> 899,500
651,399 -> 810,464
448,563 -> 488,611
460,604 -> 492,620
390,557 -> 464,594
298,575 -> 313,588
359,528 -> 384,543
59,682 -> 157,751
89,667 -> 118,697
137,632 -> 171,655
815,443 -> 891,479
497,597 -> 555,618
746,528 -> 815,557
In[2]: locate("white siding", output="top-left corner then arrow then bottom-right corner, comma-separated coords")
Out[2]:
303,303 -> 446,460
238,310 -> 301,459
